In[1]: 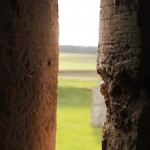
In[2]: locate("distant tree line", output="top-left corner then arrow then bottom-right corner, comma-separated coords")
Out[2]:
59,45 -> 97,54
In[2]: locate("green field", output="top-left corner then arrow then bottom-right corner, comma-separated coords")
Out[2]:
59,53 -> 97,71
58,79 -> 99,89
57,52 -> 102,150
57,82 -> 102,150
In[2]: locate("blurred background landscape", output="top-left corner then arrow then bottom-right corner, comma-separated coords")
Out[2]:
57,45 -> 102,150
57,0 -> 102,149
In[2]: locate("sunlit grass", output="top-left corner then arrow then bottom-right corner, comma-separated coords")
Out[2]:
59,53 -> 97,71
58,79 -> 99,89
57,52 -> 102,150
57,87 -> 102,150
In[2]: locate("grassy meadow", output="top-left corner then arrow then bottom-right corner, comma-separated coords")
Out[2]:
57,52 -> 102,150
59,53 -> 97,71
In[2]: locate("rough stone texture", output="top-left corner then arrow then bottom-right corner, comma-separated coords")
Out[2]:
91,87 -> 106,127
0,0 -> 58,149
97,0 -> 150,149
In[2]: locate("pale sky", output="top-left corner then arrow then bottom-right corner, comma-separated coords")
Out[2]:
58,0 -> 100,46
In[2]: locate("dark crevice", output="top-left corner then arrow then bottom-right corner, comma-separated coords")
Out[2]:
9,0 -> 20,16
137,1 -> 150,149
138,0 -> 150,88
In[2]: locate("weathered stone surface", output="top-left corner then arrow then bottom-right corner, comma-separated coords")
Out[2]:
0,0 -> 58,149
97,0 -> 150,149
